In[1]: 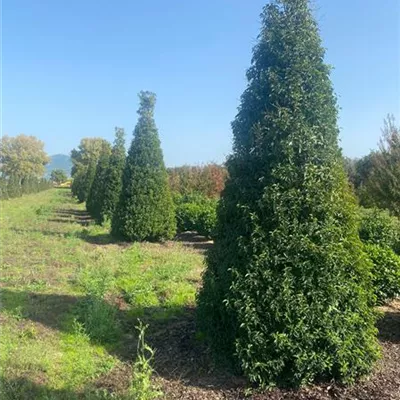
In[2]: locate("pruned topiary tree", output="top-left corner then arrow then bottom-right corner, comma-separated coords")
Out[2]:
197,0 -> 379,388
100,128 -> 126,224
86,141 -> 112,222
112,92 -> 176,241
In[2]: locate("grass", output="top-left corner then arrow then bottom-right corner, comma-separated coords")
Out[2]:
0,189 -> 204,399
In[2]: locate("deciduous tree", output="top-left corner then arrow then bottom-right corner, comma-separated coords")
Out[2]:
50,169 -> 68,184
0,134 -> 49,180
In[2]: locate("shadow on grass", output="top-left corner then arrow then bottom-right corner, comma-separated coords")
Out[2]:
3,288 -> 400,389
174,231 -> 213,252
9,226 -> 128,247
47,208 -> 94,226
48,217 -> 93,226
0,288 -> 240,391
0,376 -> 116,400
0,289 -> 80,331
79,231 -> 128,246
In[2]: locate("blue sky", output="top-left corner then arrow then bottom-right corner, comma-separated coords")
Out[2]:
2,0 -> 399,166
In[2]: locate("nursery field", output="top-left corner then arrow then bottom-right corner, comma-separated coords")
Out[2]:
0,189 -> 399,399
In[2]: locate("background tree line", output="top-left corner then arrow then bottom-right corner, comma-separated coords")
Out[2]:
344,114 -> 400,216
0,134 -> 53,199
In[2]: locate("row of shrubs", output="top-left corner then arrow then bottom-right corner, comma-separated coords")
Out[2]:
0,176 -> 53,200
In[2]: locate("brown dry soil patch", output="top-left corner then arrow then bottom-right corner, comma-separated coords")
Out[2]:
144,301 -> 400,399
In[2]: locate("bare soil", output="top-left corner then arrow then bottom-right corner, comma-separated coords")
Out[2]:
152,300 -> 400,399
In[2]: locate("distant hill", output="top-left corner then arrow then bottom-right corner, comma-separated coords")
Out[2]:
45,154 -> 72,177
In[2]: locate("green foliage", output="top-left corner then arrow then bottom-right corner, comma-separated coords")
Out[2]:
175,194 -> 217,238
344,154 -> 374,198
86,142 -> 112,222
0,177 -> 8,199
0,134 -> 50,180
363,243 -> 400,304
70,138 -> 109,203
112,92 -> 176,241
0,175 -> 52,200
50,168 -> 68,184
71,172 -> 86,203
352,155 -> 376,207
101,128 -> 126,224
77,266 -> 120,343
359,208 -> 400,253
365,116 -> 400,216
83,160 -> 97,204
6,176 -> 22,199
129,321 -> 162,400
176,201 -> 202,232
197,0 -> 379,388
347,117 -> 400,212
0,134 -> 53,200
21,176 -> 46,195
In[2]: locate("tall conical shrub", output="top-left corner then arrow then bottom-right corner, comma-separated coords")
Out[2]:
100,128 -> 126,224
197,0 -> 379,387
112,91 -> 176,241
86,141 -> 112,221
71,169 -> 87,203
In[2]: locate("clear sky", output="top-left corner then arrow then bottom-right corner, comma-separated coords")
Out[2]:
2,0 -> 399,166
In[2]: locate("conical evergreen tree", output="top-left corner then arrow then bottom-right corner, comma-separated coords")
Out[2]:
71,169 -> 87,203
100,128 -> 126,224
112,92 -> 176,241
197,0 -> 379,387
83,159 -> 98,206
86,141 -> 112,221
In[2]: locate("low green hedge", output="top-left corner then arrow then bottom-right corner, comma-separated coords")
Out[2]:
363,243 -> 400,304
174,193 -> 217,239
359,207 -> 400,254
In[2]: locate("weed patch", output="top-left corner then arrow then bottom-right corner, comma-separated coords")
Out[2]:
76,266 -> 120,343
129,321 -> 162,400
